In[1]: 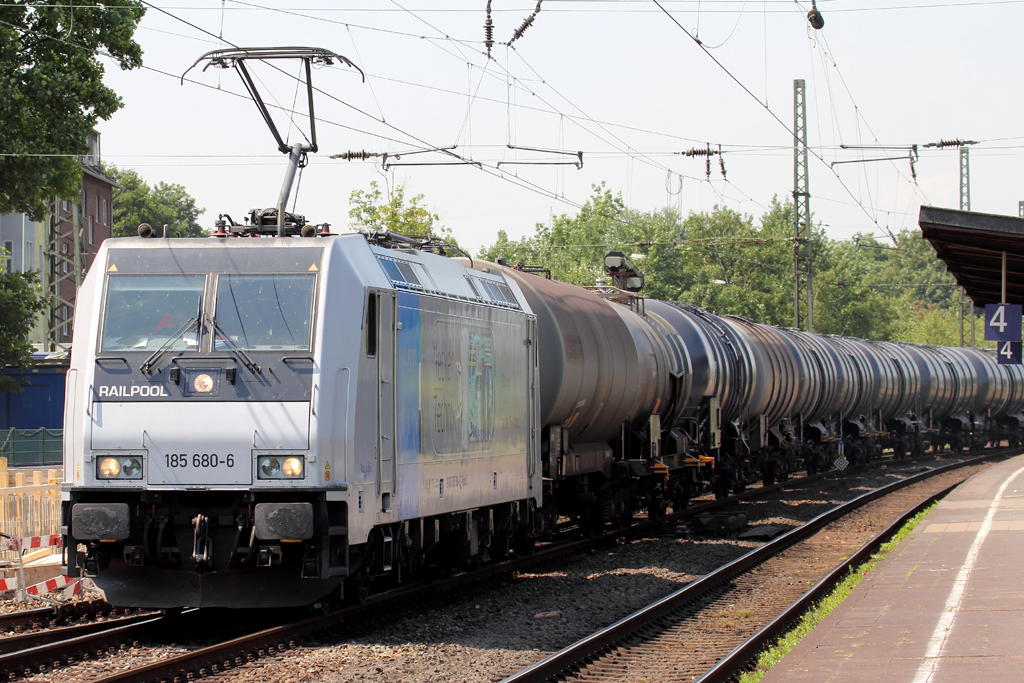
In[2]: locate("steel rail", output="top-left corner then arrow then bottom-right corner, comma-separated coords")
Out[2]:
0,607 -> 54,632
73,447 -> 900,683
694,478 -> 964,683
497,446 -> 1019,683
0,615 -> 165,679
0,599 -> 117,632
0,612 -> 159,656
72,448 -> 996,683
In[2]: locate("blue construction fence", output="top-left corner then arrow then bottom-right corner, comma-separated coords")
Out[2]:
1,357 -> 67,465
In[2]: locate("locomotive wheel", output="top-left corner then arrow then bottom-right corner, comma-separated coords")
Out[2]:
344,577 -> 372,606
514,533 -> 536,557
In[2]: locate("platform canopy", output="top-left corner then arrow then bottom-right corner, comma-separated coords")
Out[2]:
918,205 -> 1024,306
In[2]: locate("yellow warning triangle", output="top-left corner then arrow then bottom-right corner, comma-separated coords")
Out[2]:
324,462 -> 330,469
308,264 -> 318,271
107,264 -> 118,272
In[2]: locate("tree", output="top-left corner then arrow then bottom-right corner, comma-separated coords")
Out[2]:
0,251 -> 52,394
349,181 -> 444,237
106,166 -> 206,238
478,184 -> 970,346
0,1 -> 145,219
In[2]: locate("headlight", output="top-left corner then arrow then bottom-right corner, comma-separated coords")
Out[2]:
282,457 -> 303,478
260,457 -> 281,478
121,458 -> 141,478
193,373 -> 214,393
99,457 -> 120,478
96,456 -> 144,480
257,455 -> 304,479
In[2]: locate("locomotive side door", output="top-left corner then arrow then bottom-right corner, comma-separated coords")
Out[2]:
377,290 -> 398,509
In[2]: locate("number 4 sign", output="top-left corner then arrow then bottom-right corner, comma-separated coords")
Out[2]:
998,341 -> 1023,365
985,303 -> 1023,341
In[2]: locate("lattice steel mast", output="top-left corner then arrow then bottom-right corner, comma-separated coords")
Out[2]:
793,79 -> 813,332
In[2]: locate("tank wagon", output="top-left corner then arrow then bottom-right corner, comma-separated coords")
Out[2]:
62,231 -> 1024,608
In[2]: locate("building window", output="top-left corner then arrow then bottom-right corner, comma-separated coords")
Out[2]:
25,241 -> 32,270
3,241 -> 11,273
62,306 -> 69,338
101,199 -> 107,226
61,243 -> 69,274
62,200 -> 68,212
88,216 -> 94,245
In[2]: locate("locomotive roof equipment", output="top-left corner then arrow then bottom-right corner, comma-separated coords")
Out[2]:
183,47 -> 364,238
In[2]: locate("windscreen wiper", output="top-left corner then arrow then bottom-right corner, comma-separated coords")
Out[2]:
141,316 -> 200,374
208,316 -> 261,374
141,294 -> 204,375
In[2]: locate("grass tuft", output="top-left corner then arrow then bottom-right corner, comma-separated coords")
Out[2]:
737,502 -> 936,683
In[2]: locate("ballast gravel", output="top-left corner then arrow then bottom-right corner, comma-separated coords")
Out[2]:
199,453 -> 999,683
0,452 -> 1004,683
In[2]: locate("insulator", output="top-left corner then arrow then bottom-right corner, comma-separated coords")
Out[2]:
685,147 -> 710,157
719,156 -> 727,180
705,156 -> 711,179
926,138 -> 968,149
511,15 -> 534,43
485,0 -> 494,56
333,150 -> 374,160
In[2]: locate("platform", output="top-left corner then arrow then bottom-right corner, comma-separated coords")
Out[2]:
761,455 -> 1024,683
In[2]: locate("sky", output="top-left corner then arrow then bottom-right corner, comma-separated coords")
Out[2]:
94,0 -> 1024,255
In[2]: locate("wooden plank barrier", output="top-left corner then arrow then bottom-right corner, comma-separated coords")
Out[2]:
0,458 -> 63,563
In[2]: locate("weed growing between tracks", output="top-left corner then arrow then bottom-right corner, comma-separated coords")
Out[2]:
738,502 -> 938,683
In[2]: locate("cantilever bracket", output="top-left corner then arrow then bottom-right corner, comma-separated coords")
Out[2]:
497,145 -> 583,170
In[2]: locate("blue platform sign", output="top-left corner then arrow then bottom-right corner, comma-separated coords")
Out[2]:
998,341 -> 1023,365
985,303 -> 1022,341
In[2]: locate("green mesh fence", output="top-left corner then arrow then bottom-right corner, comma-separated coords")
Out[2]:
0,429 -> 62,466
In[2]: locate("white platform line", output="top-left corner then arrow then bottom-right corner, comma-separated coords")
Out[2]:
911,462 -> 1024,683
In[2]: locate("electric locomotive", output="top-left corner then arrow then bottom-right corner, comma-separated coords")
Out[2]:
62,229 -> 542,608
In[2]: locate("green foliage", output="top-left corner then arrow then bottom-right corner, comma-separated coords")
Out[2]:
348,181 -> 441,236
480,185 -> 964,344
0,1 -> 145,219
0,251 -> 52,394
106,166 -> 206,238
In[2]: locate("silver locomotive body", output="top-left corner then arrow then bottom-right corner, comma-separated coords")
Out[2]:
62,236 -> 540,608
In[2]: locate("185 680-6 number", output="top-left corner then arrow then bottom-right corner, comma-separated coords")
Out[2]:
165,453 -> 235,468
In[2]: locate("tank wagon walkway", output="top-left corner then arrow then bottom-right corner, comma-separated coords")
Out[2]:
761,455 -> 1024,683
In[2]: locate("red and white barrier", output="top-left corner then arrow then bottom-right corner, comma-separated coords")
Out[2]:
62,578 -> 98,599
0,574 -> 97,596
0,534 -> 62,553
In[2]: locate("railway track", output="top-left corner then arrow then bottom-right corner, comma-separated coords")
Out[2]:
0,447 -> 1003,683
497,447 -> 1021,683
0,600 -> 127,634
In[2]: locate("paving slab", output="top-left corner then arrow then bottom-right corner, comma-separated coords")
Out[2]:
761,455 -> 1024,683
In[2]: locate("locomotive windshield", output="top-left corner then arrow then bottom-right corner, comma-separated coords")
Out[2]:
100,274 -> 205,353
213,273 -> 316,351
